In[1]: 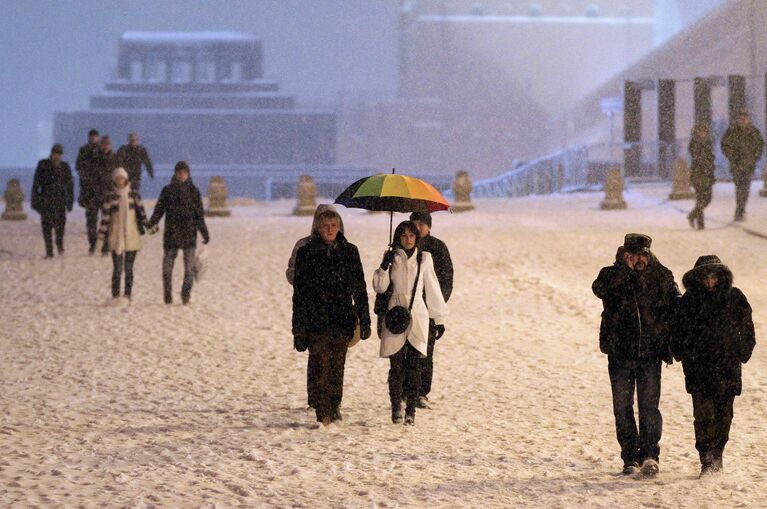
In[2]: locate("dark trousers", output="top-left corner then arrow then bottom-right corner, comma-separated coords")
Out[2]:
163,247 -> 195,302
112,251 -> 138,298
733,169 -> 754,219
85,206 -> 100,251
690,186 -> 712,228
419,321 -> 438,397
692,392 -> 735,465
307,354 -> 319,408
308,333 -> 348,421
389,341 -> 422,416
41,209 -> 66,256
608,357 -> 663,464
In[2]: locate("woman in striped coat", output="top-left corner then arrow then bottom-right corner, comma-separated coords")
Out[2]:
95,167 -> 150,304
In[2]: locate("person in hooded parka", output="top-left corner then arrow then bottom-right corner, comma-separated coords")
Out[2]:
672,255 -> 755,477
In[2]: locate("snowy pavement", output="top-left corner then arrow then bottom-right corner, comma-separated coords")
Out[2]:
1,182 -> 766,508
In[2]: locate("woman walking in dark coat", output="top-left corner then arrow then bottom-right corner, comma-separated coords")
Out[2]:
687,123 -> 716,230
148,161 -> 209,305
672,255 -> 755,476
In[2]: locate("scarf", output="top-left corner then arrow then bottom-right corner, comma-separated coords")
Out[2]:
114,184 -> 131,255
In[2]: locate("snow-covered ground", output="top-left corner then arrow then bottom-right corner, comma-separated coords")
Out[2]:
1,182 -> 766,508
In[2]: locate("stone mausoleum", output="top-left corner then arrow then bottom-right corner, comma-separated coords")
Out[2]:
53,32 -> 345,197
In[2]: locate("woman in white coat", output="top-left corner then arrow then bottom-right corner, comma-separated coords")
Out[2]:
95,167 -> 149,305
373,220 -> 448,425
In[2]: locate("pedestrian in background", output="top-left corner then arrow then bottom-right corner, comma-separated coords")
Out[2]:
687,123 -> 716,230
116,132 -> 154,193
31,143 -> 73,258
75,128 -> 103,254
721,111 -> 764,222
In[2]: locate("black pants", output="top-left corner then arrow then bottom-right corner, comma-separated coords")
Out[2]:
733,170 -> 754,219
692,392 -> 735,465
85,206 -> 101,251
419,321 -> 438,397
307,353 -> 319,409
608,357 -> 663,464
389,341 -> 422,416
112,251 -> 137,298
41,209 -> 66,256
308,333 -> 348,421
690,186 -> 712,228
163,247 -> 195,302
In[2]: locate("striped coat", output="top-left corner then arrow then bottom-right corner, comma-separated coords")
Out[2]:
97,189 -> 148,252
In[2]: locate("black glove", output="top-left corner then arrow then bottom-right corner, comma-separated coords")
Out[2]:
434,324 -> 445,340
202,236 -> 210,245
360,323 -> 371,340
293,333 -> 309,352
380,249 -> 395,270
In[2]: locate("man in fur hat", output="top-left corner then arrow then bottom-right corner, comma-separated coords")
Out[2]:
592,233 -> 680,477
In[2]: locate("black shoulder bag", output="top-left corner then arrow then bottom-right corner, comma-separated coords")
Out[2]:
384,252 -> 422,334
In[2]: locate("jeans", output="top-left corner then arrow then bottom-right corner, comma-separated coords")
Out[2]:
112,251 -> 137,297
162,247 -> 195,302
41,209 -> 66,256
733,171 -> 753,219
608,357 -> 663,463
307,333 -> 348,422
85,206 -> 101,252
692,392 -> 735,465
389,341 -> 422,416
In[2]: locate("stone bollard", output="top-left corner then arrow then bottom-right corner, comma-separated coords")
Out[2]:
451,170 -> 475,212
2,179 -> 27,220
668,159 -> 695,200
205,176 -> 231,217
760,164 -> 767,198
293,175 -> 317,216
600,167 -> 627,210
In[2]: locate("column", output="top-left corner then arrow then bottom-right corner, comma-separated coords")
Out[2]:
623,81 -> 642,178
657,79 -> 676,179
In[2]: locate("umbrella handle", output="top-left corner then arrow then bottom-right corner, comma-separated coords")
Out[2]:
389,210 -> 393,245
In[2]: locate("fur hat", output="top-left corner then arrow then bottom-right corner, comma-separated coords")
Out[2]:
682,254 -> 733,291
113,167 -> 128,182
624,233 -> 651,254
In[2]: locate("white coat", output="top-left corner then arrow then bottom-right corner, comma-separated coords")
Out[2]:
373,248 -> 448,358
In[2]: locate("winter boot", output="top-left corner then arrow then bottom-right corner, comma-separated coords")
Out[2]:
640,458 -> 659,477
416,395 -> 430,409
404,413 -> 415,426
622,461 -> 641,475
687,212 -> 695,229
392,409 -> 403,424
697,217 -> 705,230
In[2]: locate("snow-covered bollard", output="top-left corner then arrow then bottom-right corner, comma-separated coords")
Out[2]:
451,170 -> 475,212
668,159 -> 695,200
600,167 -> 627,210
293,175 -> 317,216
759,164 -> 767,198
2,179 -> 27,220
205,176 -> 231,217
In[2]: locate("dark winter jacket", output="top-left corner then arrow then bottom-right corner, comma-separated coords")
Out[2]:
592,248 -> 680,361
75,142 -> 103,208
149,177 -> 209,250
116,144 -> 154,185
419,234 -> 454,302
721,124 -> 764,174
688,137 -> 716,190
31,159 -> 74,213
292,232 -> 371,338
672,263 -> 755,397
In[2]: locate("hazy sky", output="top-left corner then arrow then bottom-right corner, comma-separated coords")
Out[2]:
0,0 -> 722,166
0,0 -> 398,166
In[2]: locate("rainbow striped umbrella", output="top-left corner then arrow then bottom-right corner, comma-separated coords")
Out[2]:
335,169 -> 450,242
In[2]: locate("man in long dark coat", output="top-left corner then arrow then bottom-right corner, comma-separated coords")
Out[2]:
31,144 -> 73,258
409,211 -> 453,408
75,128 -> 102,253
672,255 -> 755,476
721,111 -> 764,222
292,209 -> 371,425
592,233 -> 680,477
116,132 -> 154,192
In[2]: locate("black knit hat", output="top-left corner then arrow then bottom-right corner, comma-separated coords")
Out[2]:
624,233 -> 651,254
409,211 -> 432,228
88,128 -> 99,137
50,143 -> 63,154
174,160 -> 190,173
